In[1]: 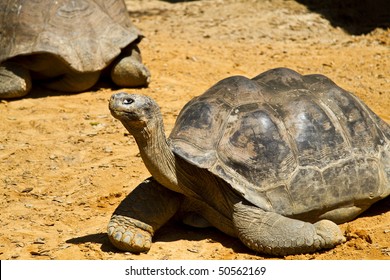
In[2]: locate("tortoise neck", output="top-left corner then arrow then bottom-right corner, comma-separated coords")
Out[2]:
129,118 -> 183,194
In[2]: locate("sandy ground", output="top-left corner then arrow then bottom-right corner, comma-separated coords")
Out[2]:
1,0 -> 390,260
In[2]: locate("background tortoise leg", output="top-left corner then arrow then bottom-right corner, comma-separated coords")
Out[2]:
0,62 -> 32,98
44,70 -> 101,93
233,202 -> 346,256
107,177 -> 182,253
110,44 -> 151,88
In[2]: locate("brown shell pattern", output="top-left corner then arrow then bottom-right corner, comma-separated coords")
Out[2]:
0,0 -> 140,72
170,68 -> 390,216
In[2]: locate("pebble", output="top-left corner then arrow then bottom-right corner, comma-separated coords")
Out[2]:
33,238 -> 46,244
21,187 -> 33,193
187,248 -> 199,253
52,197 -> 64,203
49,154 -> 58,160
381,248 -> 390,256
30,249 -> 50,256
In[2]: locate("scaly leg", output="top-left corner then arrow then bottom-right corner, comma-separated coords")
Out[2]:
110,44 -> 151,88
44,70 -> 100,92
233,202 -> 346,256
0,62 -> 32,98
107,177 -> 182,253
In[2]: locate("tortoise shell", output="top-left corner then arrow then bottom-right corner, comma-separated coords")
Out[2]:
170,68 -> 390,220
0,0 -> 141,72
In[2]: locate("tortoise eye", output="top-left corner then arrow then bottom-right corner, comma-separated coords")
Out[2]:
123,98 -> 134,105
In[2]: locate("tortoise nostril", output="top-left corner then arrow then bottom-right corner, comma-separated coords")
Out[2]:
123,98 -> 134,105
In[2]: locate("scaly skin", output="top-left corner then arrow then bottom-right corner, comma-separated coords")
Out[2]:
233,202 -> 346,256
107,178 -> 182,253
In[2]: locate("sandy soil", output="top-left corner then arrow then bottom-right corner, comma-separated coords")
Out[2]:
1,0 -> 389,260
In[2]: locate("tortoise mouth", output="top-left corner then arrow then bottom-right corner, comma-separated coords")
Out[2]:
108,92 -> 157,130
109,106 -> 141,122
109,93 -> 136,118
110,108 -> 147,133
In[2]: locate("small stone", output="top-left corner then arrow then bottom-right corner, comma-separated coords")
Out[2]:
187,248 -> 199,253
30,249 -> 50,256
381,247 -> 390,256
21,187 -> 33,193
33,238 -> 46,244
52,197 -> 64,203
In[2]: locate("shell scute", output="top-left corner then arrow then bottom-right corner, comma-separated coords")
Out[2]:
219,106 -> 295,185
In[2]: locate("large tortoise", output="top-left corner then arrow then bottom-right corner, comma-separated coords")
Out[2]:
107,67 -> 390,256
0,0 -> 150,98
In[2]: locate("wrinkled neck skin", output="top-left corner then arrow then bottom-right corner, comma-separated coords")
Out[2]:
122,117 -> 183,194
121,115 -> 241,236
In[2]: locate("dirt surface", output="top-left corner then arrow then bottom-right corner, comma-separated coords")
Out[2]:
1,0 -> 390,260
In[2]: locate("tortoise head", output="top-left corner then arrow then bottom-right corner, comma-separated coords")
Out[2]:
109,92 -> 161,132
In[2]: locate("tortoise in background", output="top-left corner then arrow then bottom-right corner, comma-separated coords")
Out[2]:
108,67 -> 390,256
0,0 -> 150,98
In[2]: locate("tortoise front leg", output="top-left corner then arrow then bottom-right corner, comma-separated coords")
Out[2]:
107,177 -> 182,253
0,62 -> 32,98
233,202 -> 346,256
110,44 -> 151,88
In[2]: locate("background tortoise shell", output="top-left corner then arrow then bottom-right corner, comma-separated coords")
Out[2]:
0,0 -> 141,72
170,68 -> 390,222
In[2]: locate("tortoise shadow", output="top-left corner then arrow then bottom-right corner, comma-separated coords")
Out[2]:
1,79 -> 125,101
358,195 -> 390,219
0,86 -> 68,101
154,221 -> 252,254
66,195 -> 390,257
161,0 -> 198,3
66,232 -> 115,253
66,221 -> 252,256
295,0 -> 390,35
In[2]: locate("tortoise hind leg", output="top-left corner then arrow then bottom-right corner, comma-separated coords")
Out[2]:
107,177 -> 182,253
233,202 -> 346,256
0,62 -> 32,98
44,70 -> 101,92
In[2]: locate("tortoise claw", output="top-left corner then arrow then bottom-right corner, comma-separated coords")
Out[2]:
107,214 -> 153,253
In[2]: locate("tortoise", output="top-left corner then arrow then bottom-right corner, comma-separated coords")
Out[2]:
0,0 -> 150,99
107,67 -> 390,256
